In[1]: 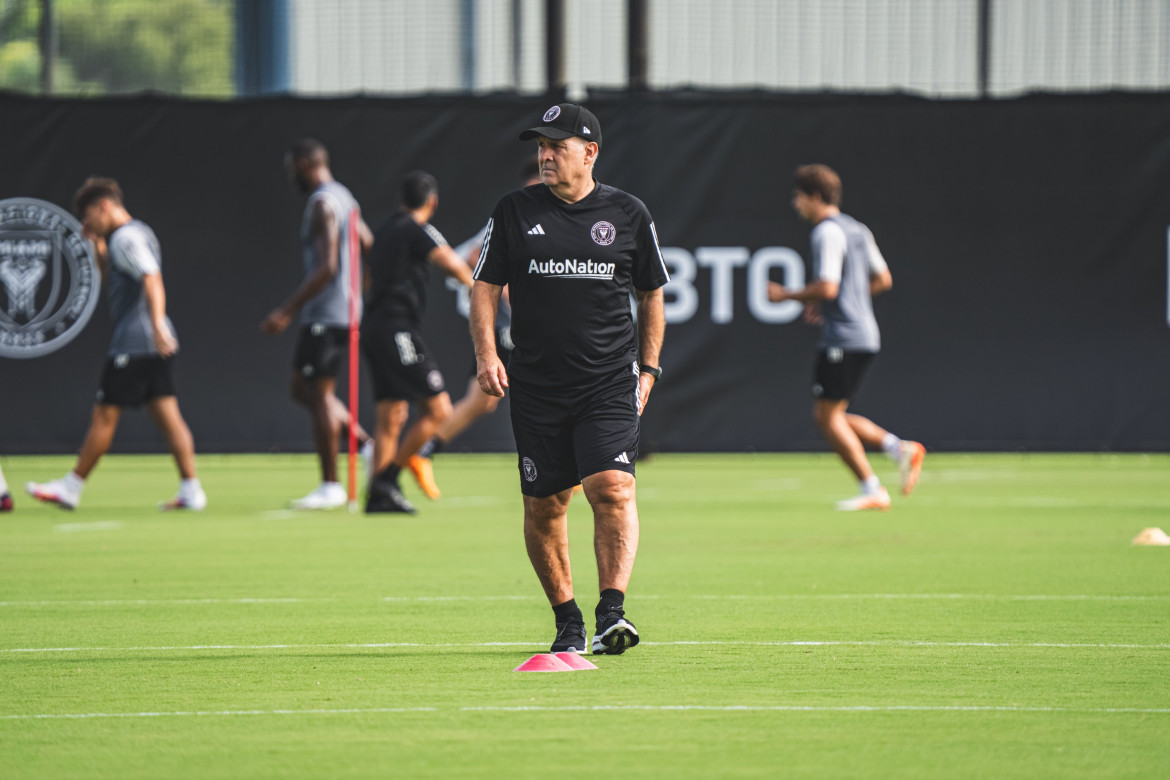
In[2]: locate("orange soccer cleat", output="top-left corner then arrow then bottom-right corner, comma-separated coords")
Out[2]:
407,455 -> 441,500
899,441 -> 926,496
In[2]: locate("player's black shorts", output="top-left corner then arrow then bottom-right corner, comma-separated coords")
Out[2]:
293,324 -> 349,379
509,363 -> 640,498
813,348 -> 876,402
467,325 -> 514,379
96,354 -> 176,407
361,321 -> 446,402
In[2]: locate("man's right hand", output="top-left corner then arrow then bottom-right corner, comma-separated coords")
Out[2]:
476,355 -> 509,398
260,307 -> 292,335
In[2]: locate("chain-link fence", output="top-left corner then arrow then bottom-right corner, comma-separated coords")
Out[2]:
2,0 -> 1168,99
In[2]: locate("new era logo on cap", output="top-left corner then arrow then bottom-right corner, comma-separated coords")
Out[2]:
519,103 -> 602,148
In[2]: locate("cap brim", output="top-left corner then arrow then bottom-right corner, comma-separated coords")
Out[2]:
518,127 -> 578,141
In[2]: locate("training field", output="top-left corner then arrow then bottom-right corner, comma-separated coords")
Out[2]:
1,453 -> 1167,778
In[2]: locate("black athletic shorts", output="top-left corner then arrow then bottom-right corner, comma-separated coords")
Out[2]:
467,325 -> 514,379
96,354 -> 176,407
293,324 -> 349,379
361,322 -> 446,402
509,363 -> 640,498
813,348 -> 876,402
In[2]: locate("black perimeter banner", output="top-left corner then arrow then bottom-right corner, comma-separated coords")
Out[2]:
2,92 -> 1169,453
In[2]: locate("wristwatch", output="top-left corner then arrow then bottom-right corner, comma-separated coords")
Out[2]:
639,364 -> 663,381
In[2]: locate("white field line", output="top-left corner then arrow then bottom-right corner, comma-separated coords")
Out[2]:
5,639 -> 1168,654
53,521 -> 123,533
2,704 -> 1168,721
1,593 -> 1166,608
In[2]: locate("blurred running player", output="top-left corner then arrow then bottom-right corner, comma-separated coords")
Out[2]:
261,139 -> 373,510
408,159 -> 541,499
769,164 -> 924,510
361,171 -> 472,513
26,178 -> 206,511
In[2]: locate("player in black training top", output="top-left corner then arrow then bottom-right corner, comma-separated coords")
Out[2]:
362,171 -> 473,514
470,103 -> 668,655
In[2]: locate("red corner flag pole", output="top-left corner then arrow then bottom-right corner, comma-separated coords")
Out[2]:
346,209 -> 361,511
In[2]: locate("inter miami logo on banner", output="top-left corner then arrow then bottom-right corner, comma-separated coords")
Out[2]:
0,198 -> 100,359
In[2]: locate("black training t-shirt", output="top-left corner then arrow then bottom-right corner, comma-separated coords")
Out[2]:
473,181 -> 669,388
365,212 -> 447,327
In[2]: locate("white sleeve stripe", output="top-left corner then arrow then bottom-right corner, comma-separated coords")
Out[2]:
649,222 -> 670,281
423,223 -> 448,247
472,218 -> 493,279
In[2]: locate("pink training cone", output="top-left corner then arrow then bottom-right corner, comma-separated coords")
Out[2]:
513,653 -> 575,672
554,652 -> 599,670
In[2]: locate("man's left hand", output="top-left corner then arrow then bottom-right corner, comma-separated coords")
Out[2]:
636,372 -> 656,415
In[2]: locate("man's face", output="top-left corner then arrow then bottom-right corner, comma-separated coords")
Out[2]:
285,153 -> 311,193
81,200 -> 114,237
536,135 -> 592,189
791,190 -> 819,223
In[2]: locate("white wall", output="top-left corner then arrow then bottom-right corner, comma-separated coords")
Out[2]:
284,0 -> 1170,97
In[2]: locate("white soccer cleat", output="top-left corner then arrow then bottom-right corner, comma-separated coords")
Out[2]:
899,441 -> 926,496
290,483 -> 347,510
159,488 -> 207,512
836,487 -> 891,512
25,478 -> 80,510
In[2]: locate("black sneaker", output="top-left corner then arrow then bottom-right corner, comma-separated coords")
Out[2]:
365,485 -> 416,514
550,618 -> 587,653
592,610 -> 639,655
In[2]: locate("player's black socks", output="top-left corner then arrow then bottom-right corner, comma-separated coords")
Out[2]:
372,464 -> 402,490
597,588 -> 625,617
417,437 -> 445,460
552,598 -> 583,625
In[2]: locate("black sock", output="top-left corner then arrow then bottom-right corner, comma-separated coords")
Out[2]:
417,437 -> 444,460
373,464 -> 401,490
597,588 -> 625,616
552,598 -> 582,625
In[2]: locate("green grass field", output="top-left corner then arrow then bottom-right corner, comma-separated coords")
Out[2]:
1,453 -> 1168,778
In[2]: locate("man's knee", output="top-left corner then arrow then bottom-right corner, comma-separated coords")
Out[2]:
524,493 -> 571,527
424,393 -> 454,425
289,374 -> 310,406
583,470 -> 636,510
813,400 -> 844,430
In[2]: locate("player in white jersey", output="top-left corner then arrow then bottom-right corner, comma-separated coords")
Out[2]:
26,178 -> 206,511
261,139 -> 374,510
769,165 -> 925,510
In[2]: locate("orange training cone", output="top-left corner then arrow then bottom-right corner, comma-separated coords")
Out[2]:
513,653 -> 575,672
554,652 -> 599,670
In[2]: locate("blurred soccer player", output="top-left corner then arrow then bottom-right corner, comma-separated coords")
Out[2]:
26,178 -> 206,511
408,159 -> 542,498
471,103 -> 668,655
361,171 -> 472,513
769,164 -> 925,510
261,139 -> 373,510
0,464 -> 12,511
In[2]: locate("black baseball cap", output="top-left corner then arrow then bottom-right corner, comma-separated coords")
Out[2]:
519,103 -> 602,148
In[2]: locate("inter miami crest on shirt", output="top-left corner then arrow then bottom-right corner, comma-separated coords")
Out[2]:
591,221 -> 616,246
